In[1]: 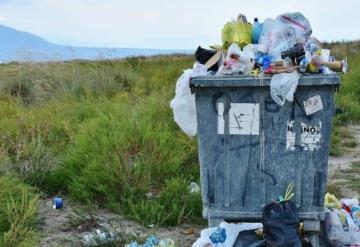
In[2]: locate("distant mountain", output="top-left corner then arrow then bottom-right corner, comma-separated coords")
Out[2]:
0,25 -> 190,62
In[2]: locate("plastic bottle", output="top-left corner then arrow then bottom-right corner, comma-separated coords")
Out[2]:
252,18 -> 263,44
299,58 -> 309,73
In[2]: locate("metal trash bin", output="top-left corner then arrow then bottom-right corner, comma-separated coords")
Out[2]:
190,74 -> 340,244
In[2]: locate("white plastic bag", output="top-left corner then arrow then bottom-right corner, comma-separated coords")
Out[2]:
192,222 -> 262,247
270,71 -> 300,106
276,12 -> 312,44
170,63 -> 207,137
258,18 -> 296,61
217,43 -> 254,75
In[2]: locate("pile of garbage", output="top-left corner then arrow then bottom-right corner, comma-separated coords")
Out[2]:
170,12 -> 348,137
191,193 -> 360,247
324,193 -> 360,246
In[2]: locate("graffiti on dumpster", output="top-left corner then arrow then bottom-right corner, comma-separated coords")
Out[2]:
217,103 -> 259,135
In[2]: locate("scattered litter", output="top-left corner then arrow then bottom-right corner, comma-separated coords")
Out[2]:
126,235 -> 175,247
184,228 -> 195,235
82,229 -> 116,246
189,182 -> 200,194
192,222 -> 262,247
52,197 -> 63,209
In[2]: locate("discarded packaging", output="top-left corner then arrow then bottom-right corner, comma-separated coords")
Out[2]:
126,235 -> 175,247
189,182 -> 200,193
192,222 -> 262,247
82,229 -> 116,246
52,197 -> 63,209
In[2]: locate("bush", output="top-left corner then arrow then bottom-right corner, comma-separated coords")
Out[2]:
0,176 -> 39,246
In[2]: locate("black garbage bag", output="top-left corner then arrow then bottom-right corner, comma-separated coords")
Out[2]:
263,200 -> 302,247
194,46 -> 219,72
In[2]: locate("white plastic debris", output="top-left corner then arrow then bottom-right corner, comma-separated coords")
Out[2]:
270,71 -> 300,106
189,182 -> 200,194
82,229 -> 116,246
192,222 -> 262,247
217,43 -> 255,75
170,63 -> 207,137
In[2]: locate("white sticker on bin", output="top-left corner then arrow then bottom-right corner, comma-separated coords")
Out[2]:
217,103 -> 259,135
301,121 -> 322,151
286,120 -> 296,151
304,95 -> 323,115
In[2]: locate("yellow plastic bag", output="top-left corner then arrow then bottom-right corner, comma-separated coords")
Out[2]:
325,193 -> 342,209
222,20 -> 252,49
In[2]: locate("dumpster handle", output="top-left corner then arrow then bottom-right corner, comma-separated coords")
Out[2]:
212,93 -> 231,115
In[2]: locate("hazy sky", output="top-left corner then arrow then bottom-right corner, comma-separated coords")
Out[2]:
0,0 -> 359,49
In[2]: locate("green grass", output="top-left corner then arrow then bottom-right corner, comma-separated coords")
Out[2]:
0,176 -> 40,246
0,55 -> 203,227
0,42 -> 359,231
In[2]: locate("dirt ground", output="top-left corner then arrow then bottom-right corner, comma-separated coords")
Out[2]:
37,124 -> 360,247
328,124 -> 360,197
37,198 -> 204,247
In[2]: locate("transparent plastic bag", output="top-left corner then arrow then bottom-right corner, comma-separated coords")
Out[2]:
170,63 -> 207,137
270,71 -> 300,106
276,12 -> 312,44
258,18 -> 296,61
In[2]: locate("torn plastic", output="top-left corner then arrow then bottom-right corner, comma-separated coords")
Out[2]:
192,222 -> 263,247
270,71 -> 300,106
217,43 -> 255,75
170,63 -> 207,137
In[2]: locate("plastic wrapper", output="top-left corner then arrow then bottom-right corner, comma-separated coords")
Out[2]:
222,20 -> 252,49
170,63 -> 207,137
270,71 -> 300,106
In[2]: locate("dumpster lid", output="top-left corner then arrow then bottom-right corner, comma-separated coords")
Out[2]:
190,74 -> 340,87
